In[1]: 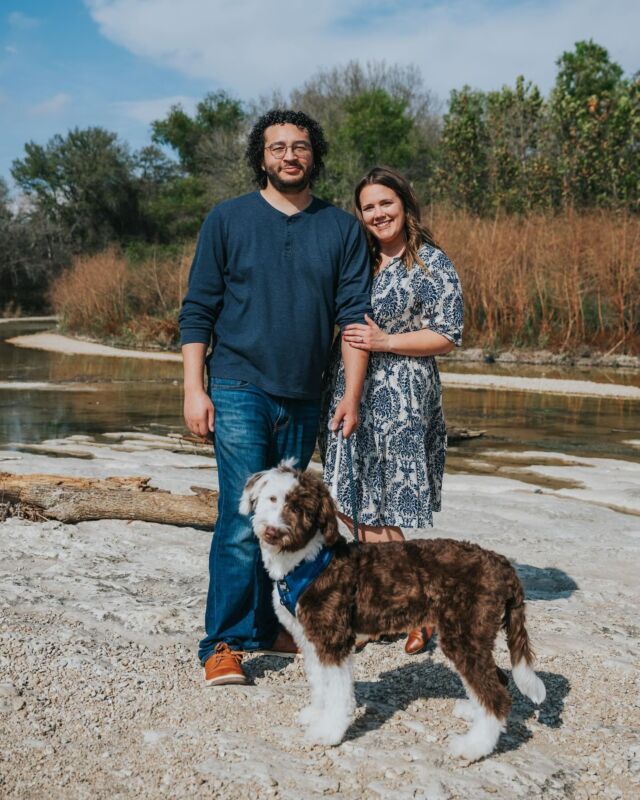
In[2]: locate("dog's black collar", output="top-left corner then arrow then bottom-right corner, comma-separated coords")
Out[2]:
277,545 -> 334,616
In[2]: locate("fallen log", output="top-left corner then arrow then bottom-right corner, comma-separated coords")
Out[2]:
0,473 -> 217,528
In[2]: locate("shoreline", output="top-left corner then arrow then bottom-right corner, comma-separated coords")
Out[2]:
446,346 -> 640,370
5,331 -> 640,401
0,315 -> 58,325
7,328 -> 640,368
7,332 -> 182,362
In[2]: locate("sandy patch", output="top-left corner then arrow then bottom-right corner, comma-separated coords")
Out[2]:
6,332 -> 182,362
0,382 -> 98,392
0,316 -> 58,324
440,372 -> 640,401
1,435 -> 639,798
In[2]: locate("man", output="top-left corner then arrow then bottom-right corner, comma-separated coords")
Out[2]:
179,109 -> 372,686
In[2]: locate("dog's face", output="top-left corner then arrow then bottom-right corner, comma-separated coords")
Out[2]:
240,463 -> 340,552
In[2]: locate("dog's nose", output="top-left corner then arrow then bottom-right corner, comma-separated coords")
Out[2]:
264,526 -> 279,543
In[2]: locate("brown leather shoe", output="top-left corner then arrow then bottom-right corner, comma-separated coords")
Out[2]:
256,629 -> 299,658
405,626 -> 434,655
203,643 -> 247,686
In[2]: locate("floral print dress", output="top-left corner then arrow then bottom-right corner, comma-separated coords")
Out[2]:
319,243 -> 463,528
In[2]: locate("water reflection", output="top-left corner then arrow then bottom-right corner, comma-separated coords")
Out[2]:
444,387 -> 639,461
0,320 -> 182,444
1,321 -> 639,463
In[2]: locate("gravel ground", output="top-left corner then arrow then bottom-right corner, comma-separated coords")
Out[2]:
1,441 -> 639,799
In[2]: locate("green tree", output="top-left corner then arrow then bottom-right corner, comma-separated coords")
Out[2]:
290,62 -> 438,207
339,88 -> 414,167
438,87 -> 489,213
151,91 -> 246,175
0,179 -> 70,312
618,73 -> 640,211
485,76 -> 558,212
550,40 -> 630,207
133,146 -> 208,241
11,127 -> 140,251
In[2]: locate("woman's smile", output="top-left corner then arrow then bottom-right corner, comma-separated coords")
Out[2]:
359,183 -> 406,252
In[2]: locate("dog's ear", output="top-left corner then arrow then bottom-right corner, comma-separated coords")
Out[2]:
239,471 -> 267,516
315,477 -> 340,547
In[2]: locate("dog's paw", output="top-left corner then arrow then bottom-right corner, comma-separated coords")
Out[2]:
447,715 -> 504,762
298,705 -> 322,727
448,732 -> 486,762
304,720 -> 346,747
452,699 -> 477,721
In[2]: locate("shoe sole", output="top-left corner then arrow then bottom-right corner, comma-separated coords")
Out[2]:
203,670 -> 248,687
252,649 -> 298,659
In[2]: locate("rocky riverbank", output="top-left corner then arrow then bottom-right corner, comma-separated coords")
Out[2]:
1,434 -> 639,798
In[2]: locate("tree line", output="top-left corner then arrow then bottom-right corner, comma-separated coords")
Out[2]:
1,40 -> 638,313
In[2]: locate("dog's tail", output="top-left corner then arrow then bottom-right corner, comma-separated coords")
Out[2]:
504,578 -> 546,705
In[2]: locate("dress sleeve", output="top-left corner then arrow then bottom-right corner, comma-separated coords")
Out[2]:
416,249 -> 464,346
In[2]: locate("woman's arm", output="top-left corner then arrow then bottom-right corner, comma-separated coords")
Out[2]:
343,315 -> 455,356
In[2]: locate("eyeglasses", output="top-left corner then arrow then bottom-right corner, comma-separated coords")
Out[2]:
265,142 -> 313,159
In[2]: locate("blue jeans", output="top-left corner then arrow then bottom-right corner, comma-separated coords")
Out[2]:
198,377 -> 321,663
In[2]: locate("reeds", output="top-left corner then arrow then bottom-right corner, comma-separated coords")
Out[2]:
50,211 -> 639,353
50,246 -> 192,347
432,208 -> 640,353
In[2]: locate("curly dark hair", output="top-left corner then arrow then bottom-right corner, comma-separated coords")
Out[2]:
245,109 -> 328,189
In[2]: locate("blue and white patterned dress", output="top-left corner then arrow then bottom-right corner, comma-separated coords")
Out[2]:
319,243 -> 463,528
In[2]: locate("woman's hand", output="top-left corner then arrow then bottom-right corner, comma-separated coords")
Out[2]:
330,395 -> 359,438
343,314 -> 390,352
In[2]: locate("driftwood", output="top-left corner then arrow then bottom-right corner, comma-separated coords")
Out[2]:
447,427 -> 486,443
0,473 -> 217,528
0,428 -> 485,527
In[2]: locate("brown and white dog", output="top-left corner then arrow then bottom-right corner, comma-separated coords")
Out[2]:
240,461 -> 546,760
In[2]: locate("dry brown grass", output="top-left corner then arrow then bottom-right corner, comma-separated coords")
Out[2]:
50,246 -> 193,348
51,211 -> 639,353
431,208 -> 640,353
51,250 -> 128,337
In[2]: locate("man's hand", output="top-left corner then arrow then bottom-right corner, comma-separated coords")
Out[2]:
184,388 -> 215,439
330,395 -> 359,438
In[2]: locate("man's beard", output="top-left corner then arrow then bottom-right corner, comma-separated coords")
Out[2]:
264,163 -> 312,193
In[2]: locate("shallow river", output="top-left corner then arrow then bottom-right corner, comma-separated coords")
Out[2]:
1,320 -> 639,466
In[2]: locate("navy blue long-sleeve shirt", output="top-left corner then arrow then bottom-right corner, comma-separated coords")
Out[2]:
179,191 -> 372,400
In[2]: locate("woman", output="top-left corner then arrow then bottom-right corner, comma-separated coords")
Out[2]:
320,166 -> 463,654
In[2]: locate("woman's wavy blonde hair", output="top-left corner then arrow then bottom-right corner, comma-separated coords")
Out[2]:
354,166 -> 438,274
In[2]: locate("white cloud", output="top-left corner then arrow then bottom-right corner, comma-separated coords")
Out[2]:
29,93 -> 72,116
8,11 -> 41,29
5,45 -> 18,54
85,0 -> 640,101
114,94 -> 199,124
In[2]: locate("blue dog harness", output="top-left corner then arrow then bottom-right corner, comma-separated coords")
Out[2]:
277,546 -> 334,616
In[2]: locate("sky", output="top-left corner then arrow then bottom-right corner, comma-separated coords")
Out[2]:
1,0 -> 639,187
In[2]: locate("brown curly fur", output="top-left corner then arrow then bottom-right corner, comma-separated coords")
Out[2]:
282,469 -> 537,721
